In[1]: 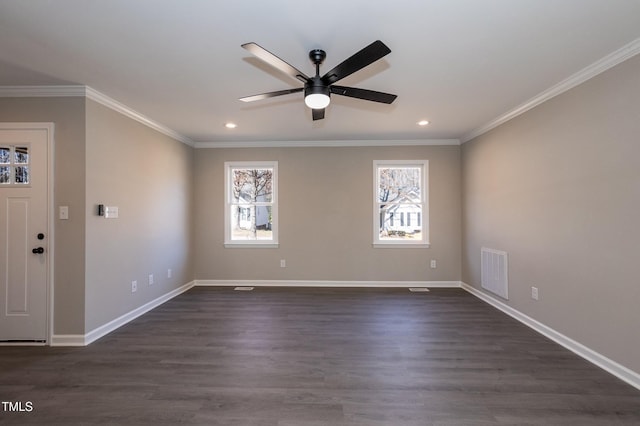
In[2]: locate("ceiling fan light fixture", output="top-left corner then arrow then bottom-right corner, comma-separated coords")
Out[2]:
304,93 -> 330,109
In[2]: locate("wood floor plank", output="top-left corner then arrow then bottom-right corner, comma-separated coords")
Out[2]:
1,287 -> 639,425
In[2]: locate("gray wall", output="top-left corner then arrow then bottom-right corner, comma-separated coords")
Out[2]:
0,97 -> 194,335
461,55 -> 640,373
193,145 -> 461,282
85,100 -> 194,331
0,97 -> 86,335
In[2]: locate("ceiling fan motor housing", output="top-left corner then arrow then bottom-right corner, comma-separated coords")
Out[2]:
304,76 -> 330,102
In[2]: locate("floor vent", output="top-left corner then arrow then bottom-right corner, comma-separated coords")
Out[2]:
408,287 -> 430,292
481,247 -> 509,299
234,286 -> 254,291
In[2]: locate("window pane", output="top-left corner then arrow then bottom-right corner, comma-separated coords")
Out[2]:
15,147 -> 29,164
232,168 -> 273,203
0,166 -> 10,183
378,167 -> 421,203
230,205 -> 273,240
378,204 -> 422,240
15,166 -> 29,184
0,147 -> 9,164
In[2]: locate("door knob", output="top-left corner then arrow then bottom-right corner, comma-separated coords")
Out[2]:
32,247 -> 44,254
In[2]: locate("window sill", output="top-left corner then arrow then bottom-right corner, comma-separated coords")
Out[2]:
224,242 -> 279,249
373,242 -> 430,249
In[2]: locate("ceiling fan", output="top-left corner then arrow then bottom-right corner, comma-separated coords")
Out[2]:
239,40 -> 397,121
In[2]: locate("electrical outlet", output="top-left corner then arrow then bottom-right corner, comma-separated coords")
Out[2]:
131,280 -> 137,293
280,259 -> 286,268
531,286 -> 539,300
148,274 -> 154,285
430,259 -> 437,269
167,268 -> 172,279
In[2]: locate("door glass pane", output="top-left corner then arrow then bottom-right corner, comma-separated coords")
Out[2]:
15,146 -> 29,164
15,166 -> 29,184
0,166 -> 10,183
0,147 -> 9,164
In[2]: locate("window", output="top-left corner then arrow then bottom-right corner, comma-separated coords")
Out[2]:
373,160 -> 429,247
0,145 -> 30,186
225,161 -> 278,247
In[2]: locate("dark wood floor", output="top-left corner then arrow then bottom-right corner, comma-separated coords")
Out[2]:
1,287 -> 639,425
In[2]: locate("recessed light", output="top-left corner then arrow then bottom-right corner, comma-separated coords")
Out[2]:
225,122 -> 237,129
417,120 -> 430,126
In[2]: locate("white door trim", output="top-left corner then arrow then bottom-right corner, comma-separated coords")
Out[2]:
0,123 -> 54,345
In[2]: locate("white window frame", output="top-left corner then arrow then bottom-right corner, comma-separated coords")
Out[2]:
224,161 -> 278,248
373,159 -> 429,248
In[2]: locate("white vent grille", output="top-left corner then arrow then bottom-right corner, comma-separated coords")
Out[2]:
481,247 -> 508,299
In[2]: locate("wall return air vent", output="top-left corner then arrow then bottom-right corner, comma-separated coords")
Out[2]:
481,247 -> 509,300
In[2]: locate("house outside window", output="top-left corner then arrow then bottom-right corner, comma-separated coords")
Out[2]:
373,160 -> 429,247
224,161 -> 278,247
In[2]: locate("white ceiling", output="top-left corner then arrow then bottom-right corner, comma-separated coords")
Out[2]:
1,0 -> 639,144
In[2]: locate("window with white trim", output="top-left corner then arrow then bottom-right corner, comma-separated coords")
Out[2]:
373,160 -> 429,247
224,161 -> 278,247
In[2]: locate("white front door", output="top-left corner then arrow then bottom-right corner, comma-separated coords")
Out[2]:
0,124 -> 52,343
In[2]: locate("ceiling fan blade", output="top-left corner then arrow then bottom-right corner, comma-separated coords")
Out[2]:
321,40 -> 391,85
242,42 -> 310,83
330,85 -> 397,104
239,87 -> 303,103
312,108 -> 325,121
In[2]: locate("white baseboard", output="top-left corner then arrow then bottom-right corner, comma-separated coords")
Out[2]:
51,281 -> 195,346
195,279 -> 461,288
461,282 -> 640,391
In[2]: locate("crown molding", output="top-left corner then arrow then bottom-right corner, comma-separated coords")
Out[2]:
0,85 -> 195,147
83,87 -> 195,147
461,37 -> 640,143
195,138 -> 460,149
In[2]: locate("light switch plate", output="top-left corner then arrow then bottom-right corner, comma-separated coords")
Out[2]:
104,206 -> 119,219
59,206 -> 69,220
